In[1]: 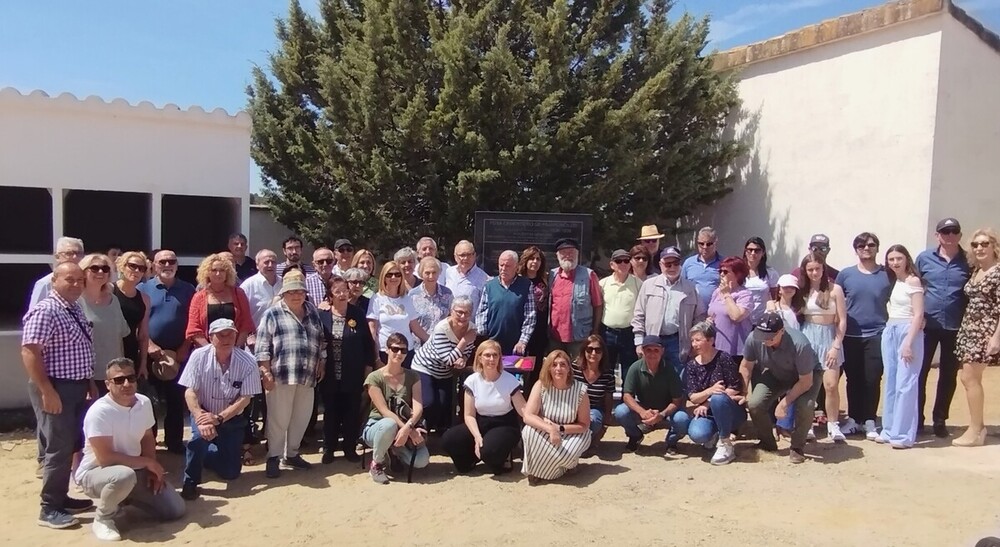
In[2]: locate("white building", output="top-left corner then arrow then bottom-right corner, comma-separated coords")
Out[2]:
694,0 -> 1000,272
0,88 -> 252,408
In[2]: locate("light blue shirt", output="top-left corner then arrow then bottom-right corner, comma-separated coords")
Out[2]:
443,264 -> 489,312
681,253 -> 721,310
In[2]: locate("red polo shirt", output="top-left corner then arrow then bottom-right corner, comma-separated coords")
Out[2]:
549,269 -> 603,343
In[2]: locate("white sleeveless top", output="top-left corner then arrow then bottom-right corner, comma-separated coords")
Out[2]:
887,280 -> 924,319
802,290 -> 837,317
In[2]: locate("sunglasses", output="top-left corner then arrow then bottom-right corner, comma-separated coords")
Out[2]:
697,241 -> 715,247
387,346 -> 407,354
315,258 -> 334,265
386,272 -> 402,278
855,243 -> 878,250
632,256 -> 648,262
108,374 -> 137,385
337,246 -> 354,253
971,241 -> 992,249
157,259 -> 178,266
126,262 -> 148,273
663,261 -> 680,268
613,258 -> 630,264
745,248 -> 763,254
810,245 -> 830,252
584,346 -> 603,353
939,228 -> 960,236
87,265 -> 111,274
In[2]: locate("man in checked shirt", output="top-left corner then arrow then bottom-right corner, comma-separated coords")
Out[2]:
21,262 -> 98,530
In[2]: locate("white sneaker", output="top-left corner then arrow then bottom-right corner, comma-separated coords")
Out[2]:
92,518 -> 122,541
806,428 -> 817,441
827,422 -> 846,442
710,440 -> 736,466
864,420 -> 879,441
841,417 -> 860,435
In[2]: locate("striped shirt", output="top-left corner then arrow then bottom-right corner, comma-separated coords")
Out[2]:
305,273 -> 328,304
22,292 -> 95,380
571,365 -> 616,410
275,261 -> 316,277
411,319 -> 473,379
255,301 -> 326,387
179,345 -> 262,414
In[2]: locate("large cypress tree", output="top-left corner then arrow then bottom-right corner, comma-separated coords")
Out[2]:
248,0 -> 742,254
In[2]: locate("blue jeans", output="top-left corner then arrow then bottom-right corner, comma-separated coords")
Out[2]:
612,403 -> 690,447
687,394 -> 748,445
184,415 -> 247,486
601,325 -> 636,381
658,334 -> 683,383
589,408 -> 605,437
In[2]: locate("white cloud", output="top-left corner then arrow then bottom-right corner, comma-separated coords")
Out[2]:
707,0 -> 836,45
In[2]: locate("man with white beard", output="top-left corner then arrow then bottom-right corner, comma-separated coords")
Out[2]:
548,238 -> 603,360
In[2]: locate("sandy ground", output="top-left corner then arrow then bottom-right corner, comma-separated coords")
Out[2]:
1,368 -> 998,547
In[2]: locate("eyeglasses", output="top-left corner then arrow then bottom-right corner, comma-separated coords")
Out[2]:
971,241 -> 992,249
663,261 -> 680,268
337,246 -> 354,253
347,279 -> 364,285
613,258 -> 630,264
387,346 -> 407,354
386,272 -> 402,278
584,346 -> 603,353
157,259 -> 178,266
315,258 -> 334,265
108,374 -> 137,385
745,248 -> 763,254
87,265 -> 111,274
125,262 -> 148,273
632,256 -> 648,262
939,228 -> 960,236
855,243 -> 878,250
697,241 -> 715,247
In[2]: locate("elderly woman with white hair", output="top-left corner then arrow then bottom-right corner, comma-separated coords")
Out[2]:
394,247 -> 419,291
411,296 -> 478,432
342,267 -> 372,312
409,256 -> 453,345
79,254 -> 130,393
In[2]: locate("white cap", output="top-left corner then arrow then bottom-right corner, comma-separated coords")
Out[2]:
777,274 -> 798,288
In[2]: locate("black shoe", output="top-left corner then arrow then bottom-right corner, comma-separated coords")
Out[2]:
63,497 -> 94,514
180,482 -> 199,501
756,440 -> 779,452
342,448 -> 361,463
933,422 -> 949,438
388,454 -> 404,473
283,454 -> 313,470
265,456 -> 281,478
37,508 -> 79,529
165,442 -> 185,455
917,423 -> 926,435
321,451 -> 335,465
625,438 -> 641,452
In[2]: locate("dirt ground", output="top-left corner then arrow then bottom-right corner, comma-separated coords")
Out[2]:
1,368 -> 998,547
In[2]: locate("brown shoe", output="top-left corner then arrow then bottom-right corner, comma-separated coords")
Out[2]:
789,448 -> 806,464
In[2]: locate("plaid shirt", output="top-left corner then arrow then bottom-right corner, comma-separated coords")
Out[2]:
255,300 -> 326,387
22,292 -> 95,380
305,273 -> 327,304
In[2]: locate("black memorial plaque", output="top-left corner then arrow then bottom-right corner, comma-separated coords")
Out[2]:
474,211 -> 593,276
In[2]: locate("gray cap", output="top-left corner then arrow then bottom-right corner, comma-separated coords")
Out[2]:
611,249 -> 630,260
279,278 -> 307,295
208,318 -> 237,335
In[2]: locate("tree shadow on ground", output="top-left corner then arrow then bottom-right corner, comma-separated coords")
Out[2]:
111,498 -> 230,543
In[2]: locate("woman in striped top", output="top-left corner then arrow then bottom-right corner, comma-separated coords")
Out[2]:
572,335 -> 615,449
411,296 -> 477,433
521,350 -> 592,484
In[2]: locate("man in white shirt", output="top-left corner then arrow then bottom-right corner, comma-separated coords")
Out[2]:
76,358 -> 185,541
443,240 -> 489,312
28,236 -> 85,310
240,250 -> 283,340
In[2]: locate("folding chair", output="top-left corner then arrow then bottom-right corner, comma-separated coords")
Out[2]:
357,390 -> 425,483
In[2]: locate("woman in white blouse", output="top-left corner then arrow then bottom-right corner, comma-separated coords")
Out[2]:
366,261 -> 429,368
877,245 -> 924,448
441,340 -> 526,474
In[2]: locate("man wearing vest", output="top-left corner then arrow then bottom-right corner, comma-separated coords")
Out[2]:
475,250 -> 536,355
548,238 -> 603,360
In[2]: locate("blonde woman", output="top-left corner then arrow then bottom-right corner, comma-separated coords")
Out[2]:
442,340 -> 526,474
79,254 -> 129,391
366,261 -> 429,368
954,228 -> 1000,446
521,350 -> 592,484
351,249 -> 378,297
185,253 -> 254,348
113,251 -> 151,378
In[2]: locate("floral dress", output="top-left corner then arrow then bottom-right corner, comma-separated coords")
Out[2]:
957,266 -> 1000,365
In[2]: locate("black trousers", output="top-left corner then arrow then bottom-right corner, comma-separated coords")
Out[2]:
842,335 -> 883,423
319,380 -> 362,452
918,328 -> 960,424
149,374 -> 185,448
441,410 -> 520,473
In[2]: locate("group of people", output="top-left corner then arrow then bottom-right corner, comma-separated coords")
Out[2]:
20,218 -> 998,540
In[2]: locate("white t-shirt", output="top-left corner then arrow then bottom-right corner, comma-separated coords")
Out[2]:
463,371 -> 522,417
745,267 -> 779,323
367,293 -> 419,350
76,394 -> 155,483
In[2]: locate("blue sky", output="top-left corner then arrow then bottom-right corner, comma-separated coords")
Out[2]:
2,0 -> 999,190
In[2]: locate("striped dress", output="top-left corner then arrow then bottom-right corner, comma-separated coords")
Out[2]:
521,380 -> 592,480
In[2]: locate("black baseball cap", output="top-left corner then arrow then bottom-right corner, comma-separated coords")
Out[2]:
935,218 -> 961,233
334,238 -> 353,250
554,238 -> 579,251
753,311 -> 785,341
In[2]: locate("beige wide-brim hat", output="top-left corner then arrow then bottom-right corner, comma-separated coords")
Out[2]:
151,350 -> 179,381
638,224 -> 666,240
279,278 -> 307,295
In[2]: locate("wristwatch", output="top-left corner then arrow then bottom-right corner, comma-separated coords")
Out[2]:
558,424 -> 566,435
214,413 -> 224,424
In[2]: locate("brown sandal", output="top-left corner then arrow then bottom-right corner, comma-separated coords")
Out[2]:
242,445 -> 255,466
